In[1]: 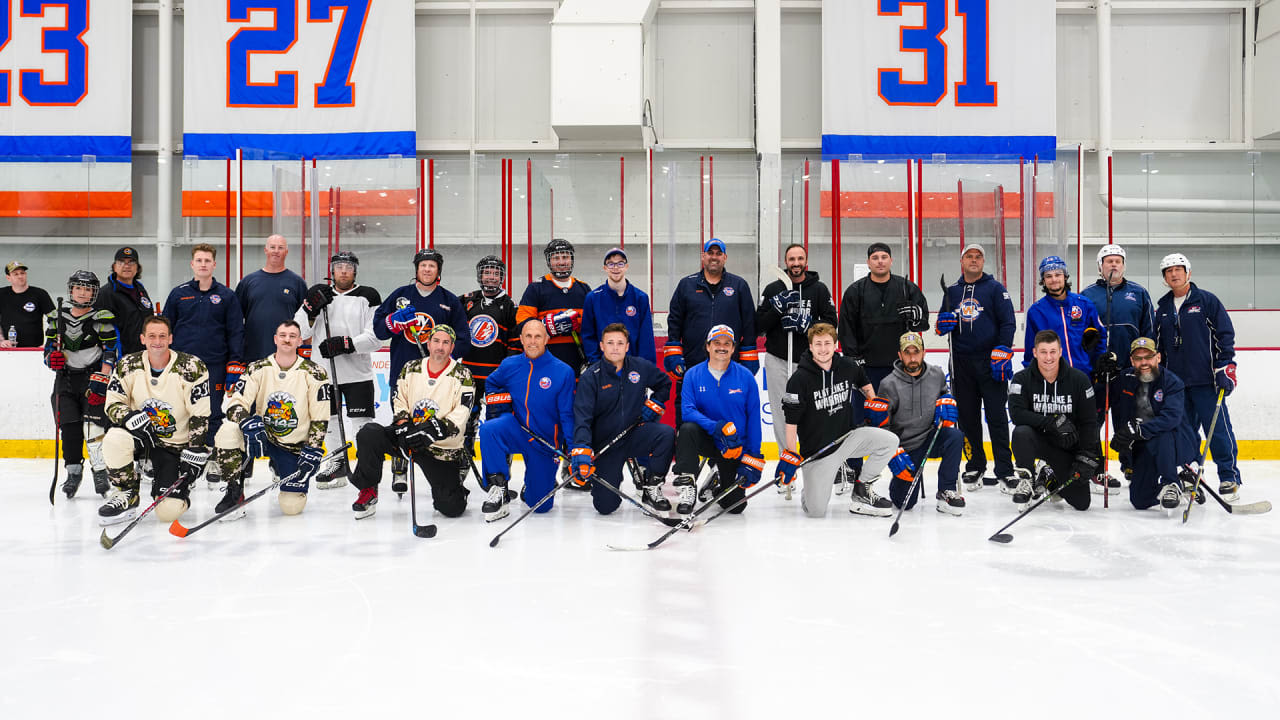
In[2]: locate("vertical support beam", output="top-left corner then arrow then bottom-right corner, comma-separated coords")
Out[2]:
831,158 -> 842,322
527,158 -> 534,287
756,0 -> 782,294
1097,0 -> 1112,204
620,155 -> 625,248
156,0 -> 174,296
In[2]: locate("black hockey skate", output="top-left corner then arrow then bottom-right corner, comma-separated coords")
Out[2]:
61,463 -> 84,498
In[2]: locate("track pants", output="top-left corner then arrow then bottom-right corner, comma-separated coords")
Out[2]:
889,426 -> 964,509
952,352 -> 1014,478
1010,426 -> 1090,510
479,414 -> 561,512
590,421 -> 675,515
351,423 -> 468,517
798,426 -> 897,518
673,422 -> 747,514
1184,384 -> 1240,485
763,353 -> 791,450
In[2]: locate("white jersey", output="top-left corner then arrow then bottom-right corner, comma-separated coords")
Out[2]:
294,284 -> 381,384
106,350 -> 211,448
224,354 -> 331,450
394,357 -> 474,459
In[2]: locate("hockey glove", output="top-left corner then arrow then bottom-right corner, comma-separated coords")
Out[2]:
298,445 -> 324,480
393,419 -> 431,454
641,398 -> 665,424
888,447 -> 917,484
1067,452 -> 1099,489
935,311 -> 958,336
542,309 -> 581,337
570,447 -> 595,486
990,345 -> 1014,382
484,392 -> 512,421
1093,351 -> 1121,381
774,449 -> 802,487
318,335 -> 355,358
177,446 -> 210,485
737,454 -> 765,489
123,410 -> 160,451
767,289 -> 799,316
714,421 -> 743,459
44,347 -> 66,371
301,283 -> 335,321
1082,326 -> 1102,352
224,361 -> 246,392
662,345 -> 685,378
239,415 -> 267,459
1126,418 -> 1147,441
933,394 -> 958,428
386,307 -> 428,336
86,371 -> 109,408
1215,363 -> 1237,396
781,309 -> 810,334
1048,415 -> 1078,449
897,303 -> 924,325
422,415 -> 457,443
737,347 -> 759,376
864,396 -> 891,428
1110,431 -> 1135,456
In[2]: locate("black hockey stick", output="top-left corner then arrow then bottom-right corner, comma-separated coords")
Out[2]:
400,449 -> 438,539
99,474 -> 187,550
1193,478 -> 1272,516
1183,388 -> 1225,524
889,423 -> 944,537
48,296 -> 64,506
988,467 -> 1080,544
1102,268 -> 1117,509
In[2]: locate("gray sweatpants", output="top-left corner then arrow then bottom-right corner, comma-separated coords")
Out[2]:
764,352 -> 793,450
800,426 -> 898,517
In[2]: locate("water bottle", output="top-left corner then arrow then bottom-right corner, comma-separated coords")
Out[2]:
6,326 -> 15,345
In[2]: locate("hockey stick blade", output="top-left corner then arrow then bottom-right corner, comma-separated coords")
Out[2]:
1193,479 -> 1272,516
101,478 -> 187,549
413,524 -> 438,538
169,467 -> 308,538
989,533 -> 1014,544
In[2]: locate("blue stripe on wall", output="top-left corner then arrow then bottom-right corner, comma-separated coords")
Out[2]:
822,135 -> 1057,161
0,136 -> 132,161
182,131 -> 416,160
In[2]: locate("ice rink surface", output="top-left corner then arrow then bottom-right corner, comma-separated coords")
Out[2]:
4,457 -> 1278,719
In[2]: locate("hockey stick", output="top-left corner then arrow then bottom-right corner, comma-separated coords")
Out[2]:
48,296 -> 64,506
771,265 -> 798,502
1183,388 -> 1225,524
318,283 -> 350,488
100,474 -> 187,550
399,449 -> 438,539
1192,478 -> 1272,516
939,274 -> 965,496
888,424 -> 944,537
1102,268 -> 1116,508
988,467 -> 1080,544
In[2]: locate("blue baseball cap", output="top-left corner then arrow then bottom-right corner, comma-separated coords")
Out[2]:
703,238 -> 726,253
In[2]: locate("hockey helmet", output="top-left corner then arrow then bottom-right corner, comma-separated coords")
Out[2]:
414,248 -> 444,273
67,270 -> 101,308
1159,253 -> 1190,275
544,238 -> 574,279
476,255 -> 506,292
1096,244 -> 1126,269
1038,255 -> 1068,278
330,250 -> 359,272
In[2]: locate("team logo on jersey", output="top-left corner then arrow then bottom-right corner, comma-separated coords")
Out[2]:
539,377 -> 551,389
1070,306 -> 1082,321
723,287 -> 735,297
283,288 -> 291,295
958,298 -> 984,320
728,388 -> 742,395
628,371 -> 640,384
625,305 -> 637,317
404,312 -> 436,344
142,297 -> 153,310
140,398 -> 177,439
395,297 -> 411,310
108,377 -> 125,396
210,294 -> 221,305
263,391 -> 300,436
1187,305 -> 1202,314
411,398 -> 440,423
23,301 -> 34,312
1125,292 -> 1137,302
1154,389 -> 1164,402
469,315 -> 499,348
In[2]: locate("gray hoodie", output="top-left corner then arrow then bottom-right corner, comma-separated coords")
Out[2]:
878,359 -> 949,450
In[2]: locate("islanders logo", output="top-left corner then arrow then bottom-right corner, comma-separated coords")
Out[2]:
469,314 -> 499,348
263,391 -> 300,436
625,305 -> 637,317
404,312 -> 436,344
957,298 -> 983,320
140,398 -> 177,439
1070,306 -> 1083,321
539,376 -> 551,390
628,371 -> 640,384
1154,390 -> 1164,402
412,398 -> 440,423
723,287 -> 735,297
210,294 -> 221,305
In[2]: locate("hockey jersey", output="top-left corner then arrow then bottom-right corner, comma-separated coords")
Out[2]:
106,350 -> 210,448
460,289 -> 519,382
45,306 -> 119,370
486,350 -> 576,449
224,355 -> 331,451
393,357 -> 475,460
940,273 -> 1016,357
580,280 -> 657,365
294,284 -> 382,384
516,274 -> 592,372
681,360 -> 762,458
1023,292 -> 1106,374
373,283 -> 471,391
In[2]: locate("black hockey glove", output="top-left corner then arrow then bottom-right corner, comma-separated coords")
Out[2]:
1082,327 -> 1101,352
1093,352 -> 1120,381
394,419 -> 431,454
301,283 -> 335,320
1048,414 -> 1078,449
897,303 -> 923,325
178,446 -> 210,485
123,410 -> 160,451
318,335 -> 355,358
1068,452 -> 1099,487
422,416 -> 457,443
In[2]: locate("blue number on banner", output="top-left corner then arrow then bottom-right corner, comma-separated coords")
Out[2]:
18,0 -> 89,106
0,1 -> 10,105
954,0 -> 997,105
877,0 -> 948,106
307,0 -> 368,108
227,0 -> 298,107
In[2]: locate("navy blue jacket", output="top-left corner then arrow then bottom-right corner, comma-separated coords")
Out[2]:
1081,278 -> 1155,366
1110,366 -> 1198,458
373,283 -> 471,389
580,280 -> 656,365
163,278 -> 244,371
487,350 -> 576,449
665,271 -> 756,368
681,360 -> 762,458
573,355 -> 670,449
1155,283 -> 1235,388
940,273 -> 1016,357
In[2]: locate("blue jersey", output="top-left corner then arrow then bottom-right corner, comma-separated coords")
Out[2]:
665,271 -> 756,367
163,278 -> 244,369
1081,278 -> 1155,366
1155,283 -> 1235,388
236,269 -> 307,361
486,350 -> 576,448
573,355 -> 670,449
580,280 -> 656,365
515,275 -> 592,372
1024,292 -> 1106,375
681,360 -> 761,458
940,273 -> 1016,357
373,283 -> 471,389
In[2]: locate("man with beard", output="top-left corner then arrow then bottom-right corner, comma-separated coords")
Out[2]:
838,242 -> 929,389
1023,255 -> 1106,376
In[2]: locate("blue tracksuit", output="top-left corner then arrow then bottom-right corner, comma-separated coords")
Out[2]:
1110,366 -> 1199,509
573,355 -> 674,514
479,351 -> 576,512
163,277 -> 244,435
665,271 -> 756,368
680,360 -> 762,459
1155,283 -> 1239,483
373,283 -> 471,396
580,280 -> 657,365
1023,292 -> 1106,375
1081,278 -> 1155,366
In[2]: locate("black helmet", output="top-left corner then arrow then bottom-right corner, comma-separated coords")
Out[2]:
414,248 -> 444,273
330,250 -> 359,268
476,255 -> 506,293
68,270 -> 101,309
544,238 -> 574,279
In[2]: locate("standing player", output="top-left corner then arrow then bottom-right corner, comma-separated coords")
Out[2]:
44,272 -> 119,497
373,248 -> 470,493
476,320 -> 575,522
670,325 -> 764,515
459,256 -> 520,482
96,316 -> 210,525
1154,253 -> 1241,499
293,251 -> 382,489
349,325 -> 474,520
572,323 -> 674,515
236,234 -> 307,362
778,323 -> 896,518
937,244 -> 1018,493
755,243 -> 837,457
837,242 -> 929,389
212,320 -> 330,517
1023,255 -> 1106,376
516,238 -> 593,373
580,248 -> 656,365
95,246 -> 155,356
1007,330 -> 1100,511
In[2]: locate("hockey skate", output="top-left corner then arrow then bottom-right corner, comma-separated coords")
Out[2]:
1011,468 -> 1035,506
698,469 -> 717,503
215,480 -> 247,521
97,487 -> 139,526
1159,480 -> 1183,510
998,475 -> 1020,496
1178,465 -> 1206,505
640,473 -> 672,513
849,480 -> 893,517
482,474 -> 511,523
1031,462 -> 1052,502
1219,480 -> 1240,502
92,466 -> 109,496
961,470 -> 984,493
1090,473 -> 1123,495
936,488 -> 965,516
316,454 -> 350,490
352,486 -> 378,519
834,464 -> 858,496
391,456 -> 408,498
673,474 -> 698,515
61,463 -> 84,498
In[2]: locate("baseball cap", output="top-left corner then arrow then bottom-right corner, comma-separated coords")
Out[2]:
1130,337 -> 1158,356
703,238 -> 727,253
5,261 -> 28,274
706,324 -> 735,344
114,246 -> 140,263
899,332 -> 925,351
429,324 -> 457,343
960,244 -> 985,258
603,247 -> 627,263
867,242 -> 892,258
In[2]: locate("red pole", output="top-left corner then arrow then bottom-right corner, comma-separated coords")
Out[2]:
832,159 -> 842,321
300,159 -> 307,282
335,186 -> 341,253
506,159 -> 513,295
500,159 -> 508,272
225,158 -> 231,285
803,158 -> 810,253
1107,154 -> 1114,244
527,159 -> 534,287
916,158 -> 924,284
238,153 -> 244,282
906,159 -> 914,285
648,147 -> 654,307
699,155 -> 705,246
997,185 -> 1007,288
957,179 -> 966,249
619,155 -> 625,248
417,158 -> 425,250
327,187 -> 334,261
1018,157 -> 1025,311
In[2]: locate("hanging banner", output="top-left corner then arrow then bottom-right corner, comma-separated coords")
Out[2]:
0,1 -> 132,217
183,0 -> 416,159
822,0 -> 1056,159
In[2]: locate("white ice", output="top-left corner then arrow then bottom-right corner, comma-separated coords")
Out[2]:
4,458 -> 1278,719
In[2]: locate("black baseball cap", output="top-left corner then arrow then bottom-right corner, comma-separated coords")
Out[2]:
114,246 -> 140,262
867,242 -> 892,258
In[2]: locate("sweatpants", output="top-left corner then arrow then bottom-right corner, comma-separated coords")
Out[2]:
798,426 -> 897,518
889,426 -> 964,509
673,422 -> 746,514
952,352 -> 1015,478
590,421 -> 675,515
479,413 -> 561,512
1010,425 -> 1090,510
1184,384 -> 1240,484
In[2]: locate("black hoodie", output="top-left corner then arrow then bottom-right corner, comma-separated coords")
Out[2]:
755,271 -> 837,360
1008,361 -> 1101,460
782,351 -> 870,456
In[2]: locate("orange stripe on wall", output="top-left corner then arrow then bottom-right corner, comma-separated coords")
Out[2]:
819,190 -> 1055,219
0,191 -> 132,218
182,189 -> 418,218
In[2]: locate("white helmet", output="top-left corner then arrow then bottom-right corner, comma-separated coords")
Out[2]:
1159,253 -> 1191,275
1096,244 -> 1126,269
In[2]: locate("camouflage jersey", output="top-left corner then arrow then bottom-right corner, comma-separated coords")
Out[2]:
106,350 -> 211,448
393,357 -> 474,461
224,354 -> 330,451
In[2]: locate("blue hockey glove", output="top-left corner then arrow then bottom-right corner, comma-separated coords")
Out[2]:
641,398 -> 665,423
297,445 -> 324,480
484,392 -> 512,422
663,344 -> 685,378
934,394 -> 958,428
1215,364 -> 1237,396
990,345 -> 1014,382
737,454 -> 764,489
239,415 -> 267,458
935,311 -> 958,336
889,447 -> 917,484
714,421 -> 743,459
774,449 -> 802,487
768,289 -> 799,316
864,396 -> 890,428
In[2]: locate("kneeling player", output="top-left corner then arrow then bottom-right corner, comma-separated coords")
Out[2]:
97,316 -> 211,525
477,320 -> 575,521
212,320 -> 330,517
349,325 -> 474,519
1007,330 -> 1101,510
571,323 -> 675,515
1109,337 -> 1200,510
778,323 -> 896,517
671,325 -> 764,515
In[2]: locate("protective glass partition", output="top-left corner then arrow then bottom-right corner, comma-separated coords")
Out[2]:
309,157 -> 418,293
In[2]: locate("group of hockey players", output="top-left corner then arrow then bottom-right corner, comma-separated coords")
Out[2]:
39,231 -> 1241,530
